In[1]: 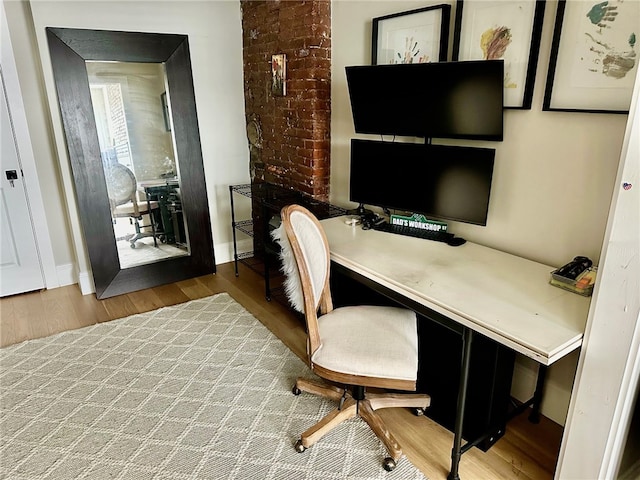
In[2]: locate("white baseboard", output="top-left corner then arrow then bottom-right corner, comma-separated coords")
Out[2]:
55,263 -> 76,287
214,238 -> 253,266
53,263 -> 94,295
77,270 -> 94,295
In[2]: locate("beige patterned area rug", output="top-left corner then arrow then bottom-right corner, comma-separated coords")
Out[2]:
0,293 -> 426,479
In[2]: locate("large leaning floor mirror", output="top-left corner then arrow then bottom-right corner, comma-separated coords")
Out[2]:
47,28 -> 215,298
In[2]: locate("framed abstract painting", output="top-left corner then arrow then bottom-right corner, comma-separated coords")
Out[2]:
543,0 -> 639,113
453,0 -> 545,109
372,4 -> 451,65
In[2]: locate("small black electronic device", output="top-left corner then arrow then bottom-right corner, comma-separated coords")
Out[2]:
555,256 -> 593,280
446,237 -> 467,247
361,213 -> 385,230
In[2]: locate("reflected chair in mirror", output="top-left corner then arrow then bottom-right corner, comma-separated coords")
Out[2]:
105,163 -> 160,249
274,204 -> 431,471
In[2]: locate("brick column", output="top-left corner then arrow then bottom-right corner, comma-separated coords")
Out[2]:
241,0 -> 331,200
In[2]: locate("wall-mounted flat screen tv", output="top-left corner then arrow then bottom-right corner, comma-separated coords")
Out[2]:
350,139 -> 496,226
345,60 -> 504,141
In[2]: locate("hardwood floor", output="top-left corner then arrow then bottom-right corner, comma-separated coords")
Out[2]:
0,262 -> 563,479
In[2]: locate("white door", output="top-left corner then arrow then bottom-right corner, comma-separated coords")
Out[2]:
0,68 -> 45,296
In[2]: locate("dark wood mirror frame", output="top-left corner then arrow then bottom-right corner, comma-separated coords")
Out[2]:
46,27 -> 215,299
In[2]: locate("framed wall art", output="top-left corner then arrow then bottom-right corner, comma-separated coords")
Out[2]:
271,53 -> 286,96
372,4 -> 451,65
543,0 -> 639,113
453,0 -> 545,109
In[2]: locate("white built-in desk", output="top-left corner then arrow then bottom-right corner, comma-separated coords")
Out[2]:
321,216 -> 590,364
320,216 -> 591,479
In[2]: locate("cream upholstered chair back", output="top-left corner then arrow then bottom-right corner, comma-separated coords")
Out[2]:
280,204 -> 334,356
105,162 -> 140,217
286,208 -> 328,308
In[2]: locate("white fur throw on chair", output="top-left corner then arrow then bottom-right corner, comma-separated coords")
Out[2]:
271,222 -> 305,313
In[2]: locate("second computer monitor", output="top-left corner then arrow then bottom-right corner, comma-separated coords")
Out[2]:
349,139 -> 495,226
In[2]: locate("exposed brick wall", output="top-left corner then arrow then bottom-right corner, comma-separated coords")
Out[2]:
241,0 -> 331,200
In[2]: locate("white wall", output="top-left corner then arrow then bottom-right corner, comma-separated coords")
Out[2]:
6,0 -> 250,291
330,0 -> 631,425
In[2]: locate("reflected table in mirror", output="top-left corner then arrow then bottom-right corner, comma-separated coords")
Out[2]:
139,179 -> 187,249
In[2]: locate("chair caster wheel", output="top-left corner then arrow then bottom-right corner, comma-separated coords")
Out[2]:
414,407 -> 425,416
292,386 -> 301,395
130,243 -> 136,249
294,440 -> 306,453
383,457 -> 397,471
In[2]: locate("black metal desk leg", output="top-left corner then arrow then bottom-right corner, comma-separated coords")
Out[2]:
448,328 -> 474,480
528,364 -> 548,424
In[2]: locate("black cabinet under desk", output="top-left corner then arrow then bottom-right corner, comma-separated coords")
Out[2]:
330,265 -> 515,452
417,318 -> 515,451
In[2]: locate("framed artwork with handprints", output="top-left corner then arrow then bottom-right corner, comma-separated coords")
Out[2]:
372,4 -> 451,65
453,0 -> 545,109
544,0 -> 638,113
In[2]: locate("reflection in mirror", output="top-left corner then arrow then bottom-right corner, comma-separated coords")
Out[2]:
86,61 -> 189,269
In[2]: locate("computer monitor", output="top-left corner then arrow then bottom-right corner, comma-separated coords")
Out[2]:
349,139 -> 495,226
345,60 -> 504,141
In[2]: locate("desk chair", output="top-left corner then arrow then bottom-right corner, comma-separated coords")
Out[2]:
105,163 -> 160,249
276,204 -> 430,471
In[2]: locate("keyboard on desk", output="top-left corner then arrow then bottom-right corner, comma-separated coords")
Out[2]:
372,221 -> 454,243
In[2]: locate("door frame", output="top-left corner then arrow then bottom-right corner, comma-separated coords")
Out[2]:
1,3 -> 58,292
556,60 -> 640,479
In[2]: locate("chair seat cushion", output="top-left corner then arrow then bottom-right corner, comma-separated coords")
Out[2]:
113,200 -> 159,217
311,305 -> 418,382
